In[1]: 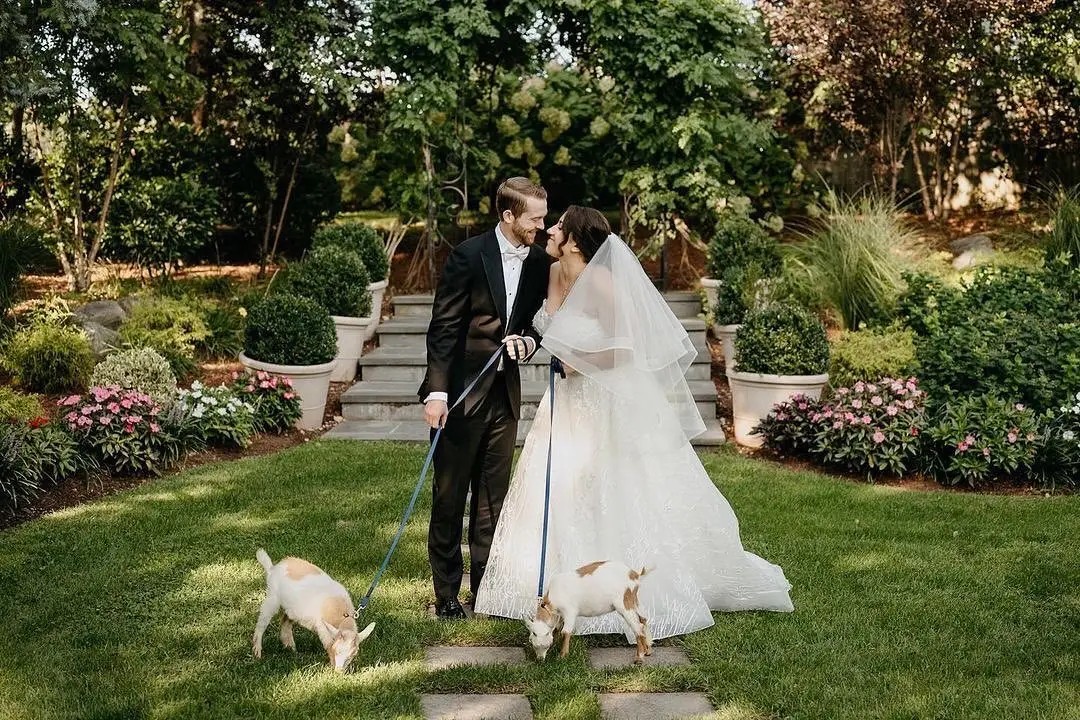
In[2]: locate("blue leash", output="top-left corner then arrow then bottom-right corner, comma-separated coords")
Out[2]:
354,344 -> 505,616
536,357 -> 564,603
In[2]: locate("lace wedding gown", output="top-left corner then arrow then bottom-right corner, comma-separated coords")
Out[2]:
474,302 -> 794,639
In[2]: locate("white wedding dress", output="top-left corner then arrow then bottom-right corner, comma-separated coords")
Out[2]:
474,236 -> 793,639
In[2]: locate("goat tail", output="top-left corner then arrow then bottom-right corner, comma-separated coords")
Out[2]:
256,548 -> 274,574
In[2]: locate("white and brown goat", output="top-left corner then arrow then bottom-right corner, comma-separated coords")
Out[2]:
526,560 -> 653,663
252,549 -> 375,672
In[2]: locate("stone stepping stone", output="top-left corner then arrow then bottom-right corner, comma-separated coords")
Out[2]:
424,645 -> 528,670
421,694 -> 532,720
599,693 -> 713,719
587,646 -> 691,670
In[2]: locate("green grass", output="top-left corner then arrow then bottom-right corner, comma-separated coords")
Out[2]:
0,441 -> 1077,719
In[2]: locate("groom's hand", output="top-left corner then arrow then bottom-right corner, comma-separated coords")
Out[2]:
424,399 -> 449,429
502,334 -> 534,361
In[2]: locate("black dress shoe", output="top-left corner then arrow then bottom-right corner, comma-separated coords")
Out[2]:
435,597 -> 467,620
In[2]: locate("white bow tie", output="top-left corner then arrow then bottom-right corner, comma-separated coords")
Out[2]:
502,245 -> 529,261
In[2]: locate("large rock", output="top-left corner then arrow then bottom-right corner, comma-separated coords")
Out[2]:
949,233 -> 993,255
73,300 -> 126,330
80,321 -> 119,360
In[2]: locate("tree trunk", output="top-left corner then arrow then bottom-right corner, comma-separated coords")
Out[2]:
257,155 -> 281,279
89,94 -> 129,268
266,114 -> 313,266
29,110 -> 73,279
910,134 -> 934,221
184,0 -> 209,131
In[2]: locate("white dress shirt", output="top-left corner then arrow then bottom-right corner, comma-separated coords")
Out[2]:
425,225 -> 536,405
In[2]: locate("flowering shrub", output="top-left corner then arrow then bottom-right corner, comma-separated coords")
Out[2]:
90,347 -> 178,406
1033,393 -> 1080,489
228,369 -> 302,433
922,396 -> 1042,487
177,381 -> 256,448
755,377 -> 927,478
58,386 -> 191,476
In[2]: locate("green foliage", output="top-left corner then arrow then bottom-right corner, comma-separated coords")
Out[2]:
117,297 -> 210,379
0,424 -> 40,509
111,173 -> 220,278
755,376 -> 927,478
706,214 -> 782,280
2,323 -> 94,393
177,382 -> 256,449
734,304 -> 829,376
1035,395 -> 1080,489
198,302 -> 246,360
784,191 -> 919,330
286,245 -> 372,318
0,219 -> 46,318
923,396 -> 1042,488
828,327 -> 918,389
244,293 -> 337,367
898,265 -> 1080,414
229,369 -> 303,433
23,423 -> 98,487
1044,186 -> 1080,269
58,387 -> 196,476
312,221 -> 389,281
0,386 -> 44,425
90,347 -> 178,406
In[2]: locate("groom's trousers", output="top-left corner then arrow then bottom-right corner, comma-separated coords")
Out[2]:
429,372 -> 517,602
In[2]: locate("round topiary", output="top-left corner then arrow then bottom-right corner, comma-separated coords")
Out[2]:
90,347 -> 178,406
286,245 -> 372,318
312,221 -> 389,281
734,304 -> 829,376
2,323 -> 94,393
707,214 -> 781,281
244,293 -> 337,367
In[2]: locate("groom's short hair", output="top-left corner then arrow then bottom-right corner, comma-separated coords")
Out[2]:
496,177 -> 547,219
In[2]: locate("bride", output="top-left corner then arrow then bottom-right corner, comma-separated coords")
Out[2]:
474,206 -> 793,639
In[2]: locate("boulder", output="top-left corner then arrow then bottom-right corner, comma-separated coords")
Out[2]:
73,300 -> 126,330
949,233 -> 993,255
80,321 -> 119,360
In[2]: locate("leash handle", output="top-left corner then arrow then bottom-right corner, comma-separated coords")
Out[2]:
536,356 -> 562,600
355,344 -> 505,617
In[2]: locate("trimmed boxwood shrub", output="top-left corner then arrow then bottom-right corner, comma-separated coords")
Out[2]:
734,304 -> 829,376
312,221 -> 389,281
286,245 -> 372,318
243,293 -> 337,367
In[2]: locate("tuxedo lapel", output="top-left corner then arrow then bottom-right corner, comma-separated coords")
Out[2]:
480,232 -> 507,328
507,246 -> 542,329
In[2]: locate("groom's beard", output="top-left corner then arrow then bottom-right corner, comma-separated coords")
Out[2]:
509,218 -> 542,246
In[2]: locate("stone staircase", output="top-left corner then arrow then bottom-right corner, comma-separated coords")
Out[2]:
325,292 -> 725,445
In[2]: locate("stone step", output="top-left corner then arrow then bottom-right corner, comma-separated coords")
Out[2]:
598,693 -> 713,719
323,417 -> 726,446
420,694 -> 532,720
340,380 -> 718,421
356,349 -> 711,384
424,646 -> 527,671
391,292 -> 702,321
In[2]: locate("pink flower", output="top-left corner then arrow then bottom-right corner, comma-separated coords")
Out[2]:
283,392 -> 295,400
870,396 -> 883,406
861,415 -> 872,425
231,371 -> 240,380
886,405 -> 898,416
812,413 -> 822,422
99,415 -> 113,425
852,399 -> 863,409
1015,403 -> 1025,412
867,384 -> 879,393
837,387 -> 849,395
1027,432 -> 1036,441
123,424 -> 135,434
776,412 -> 788,421
149,422 -> 161,433
270,377 -> 279,388
120,398 -> 133,409
891,382 -> 904,393
910,426 -> 919,436
844,412 -> 855,422
873,430 -> 885,444
77,416 -> 92,428
65,411 -> 78,422
259,381 -> 271,389
797,402 -> 808,410
125,415 -> 143,424
107,402 -> 121,413
283,377 -> 293,387
982,447 -> 991,458
246,385 -> 256,393
833,420 -> 843,429
1007,432 -> 1018,444
81,406 -> 95,416
957,441 -> 970,452
965,434 -> 976,445
903,399 -> 915,410
854,382 -> 866,393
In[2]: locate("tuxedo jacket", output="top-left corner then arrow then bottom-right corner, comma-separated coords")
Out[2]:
419,229 -> 550,418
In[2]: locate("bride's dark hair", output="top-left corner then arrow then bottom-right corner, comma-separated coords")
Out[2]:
560,206 -> 610,262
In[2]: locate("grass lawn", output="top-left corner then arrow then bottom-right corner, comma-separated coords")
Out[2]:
0,441 -> 1076,719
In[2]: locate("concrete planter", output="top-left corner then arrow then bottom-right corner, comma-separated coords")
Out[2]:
365,279 -> 388,341
239,352 -> 336,430
699,277 -> 720,328
330,314 -> 372,382
727,369 -> 829,448
714,323 -> 741,374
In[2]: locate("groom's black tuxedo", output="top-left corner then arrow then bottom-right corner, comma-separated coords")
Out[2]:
419,228 -> 550,603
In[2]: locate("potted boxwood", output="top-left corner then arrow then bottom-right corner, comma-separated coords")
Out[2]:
727,303 -> 830,448
312,221 -> 389,340
701,214 -> 780,331
286,245 -> 372,382
240,293 -> 338,429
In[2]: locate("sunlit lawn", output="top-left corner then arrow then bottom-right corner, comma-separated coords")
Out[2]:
0,441 -> 1076,719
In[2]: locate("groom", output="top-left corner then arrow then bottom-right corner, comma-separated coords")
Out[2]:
419,177 -> 551,619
